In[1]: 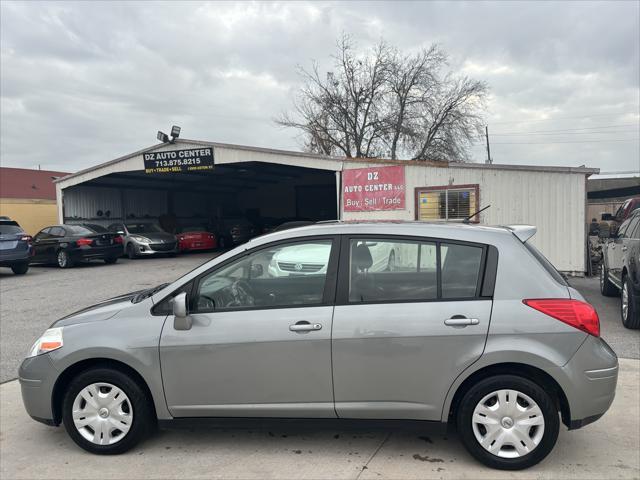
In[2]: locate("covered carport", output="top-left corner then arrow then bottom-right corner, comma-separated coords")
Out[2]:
55,140 -> 341,241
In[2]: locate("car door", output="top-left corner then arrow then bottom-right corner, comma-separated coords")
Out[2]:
159,236 -> 340,418
32,228 -> 56,262
331,235 -> 494,421
610,218 -> 632,286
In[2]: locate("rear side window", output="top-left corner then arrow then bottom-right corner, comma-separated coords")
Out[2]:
524,242 -> 567,286
441,243 -> 483,298
349,239 -> 438,302
347,238 -> 486,303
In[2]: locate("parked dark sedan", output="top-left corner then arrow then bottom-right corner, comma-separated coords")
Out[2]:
0,219 -> 33,274
31,224 -> 124,268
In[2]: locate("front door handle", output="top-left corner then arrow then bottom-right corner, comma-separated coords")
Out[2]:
444,317 -> 480,327
289,321 -> 322,332
622,245 -> 628,252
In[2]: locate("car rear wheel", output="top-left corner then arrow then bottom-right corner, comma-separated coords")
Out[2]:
57,250 -> 73,268
600,264 -> 618,297
62,368 -> 154,454
456,375 -> 559,470
621,275 -> 639,329
10,262 -> 29,274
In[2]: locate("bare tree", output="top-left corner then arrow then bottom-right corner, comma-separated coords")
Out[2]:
278,36 -> 488,162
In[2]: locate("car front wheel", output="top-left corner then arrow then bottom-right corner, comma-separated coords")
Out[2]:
62,368 -> 154,454
456,375 -> 559,470
621,275 -> 639,329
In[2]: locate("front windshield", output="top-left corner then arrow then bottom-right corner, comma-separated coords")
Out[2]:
126,223 -> 164,234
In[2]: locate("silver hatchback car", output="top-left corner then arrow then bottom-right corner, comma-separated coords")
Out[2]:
19,222 -> 618,470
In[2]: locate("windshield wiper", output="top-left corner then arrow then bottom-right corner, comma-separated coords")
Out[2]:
132,283 -> 169,303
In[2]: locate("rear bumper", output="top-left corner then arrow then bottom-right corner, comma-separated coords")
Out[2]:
0,250 -> 31,266
70,245 -> 123,261
179,239 -> 216,251
559,336 -> 618,429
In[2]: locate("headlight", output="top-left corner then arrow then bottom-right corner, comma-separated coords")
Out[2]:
27,327 -> 64,358
131,236 -> 150,243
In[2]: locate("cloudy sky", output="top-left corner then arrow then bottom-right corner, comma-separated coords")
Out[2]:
1,0 -> 638,174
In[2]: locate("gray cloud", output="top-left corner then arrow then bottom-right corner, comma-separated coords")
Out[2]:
1,0 -> 638,174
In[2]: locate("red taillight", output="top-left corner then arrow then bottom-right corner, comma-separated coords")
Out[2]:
114,235 -> 123,244
76,238 -> 93,246
523,299 -> 600,337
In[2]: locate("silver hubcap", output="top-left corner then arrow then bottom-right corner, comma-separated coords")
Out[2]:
58,251 -> 67,267
72,383 -> 133,445
622,281 -> 629,320
472,389 -> 545,458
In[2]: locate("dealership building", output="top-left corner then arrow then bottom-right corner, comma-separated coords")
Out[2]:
54,138 -> 597,274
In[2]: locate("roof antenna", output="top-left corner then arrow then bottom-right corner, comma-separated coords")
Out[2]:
463,204 -> 491,224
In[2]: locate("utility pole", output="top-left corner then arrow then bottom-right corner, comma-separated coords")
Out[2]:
485,125 -> 492,164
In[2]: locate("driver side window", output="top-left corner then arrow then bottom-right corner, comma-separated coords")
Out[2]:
193,239 -> 334,312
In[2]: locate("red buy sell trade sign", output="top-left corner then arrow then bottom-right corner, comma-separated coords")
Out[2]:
343,165 -> 406,212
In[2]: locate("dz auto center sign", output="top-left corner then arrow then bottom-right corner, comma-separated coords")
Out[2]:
343,165 -> 406,212
143,147 -> 214,174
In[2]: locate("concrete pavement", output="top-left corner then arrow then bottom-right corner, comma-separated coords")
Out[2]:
1,359 -> 638,479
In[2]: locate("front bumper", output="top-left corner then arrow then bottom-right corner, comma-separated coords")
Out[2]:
132,241 -> 178,255
18,354 -> 59,425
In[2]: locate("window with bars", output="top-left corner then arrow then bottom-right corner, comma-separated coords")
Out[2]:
415,185 -> 479,222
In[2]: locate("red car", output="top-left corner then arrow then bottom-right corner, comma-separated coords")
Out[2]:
177,226 -> 217,252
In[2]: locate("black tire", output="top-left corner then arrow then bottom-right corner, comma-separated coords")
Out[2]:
600,264 -> 618,297
621,275 -> 640,329
126,244 -> 137,260
62,368 -> 154,455
56,249 -> 73,269
104,257 -> 118,265
10,262 -> 29,275
456,375 -> 560,470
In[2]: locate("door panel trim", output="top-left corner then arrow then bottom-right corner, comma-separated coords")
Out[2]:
171,402 -> 336,418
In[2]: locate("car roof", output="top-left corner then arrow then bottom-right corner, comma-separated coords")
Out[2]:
246,220 -> 526,248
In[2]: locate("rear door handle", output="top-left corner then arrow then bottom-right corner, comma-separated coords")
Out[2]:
444,317 -> 480,327
622,246 -> 628,252
289,321 -> 322,332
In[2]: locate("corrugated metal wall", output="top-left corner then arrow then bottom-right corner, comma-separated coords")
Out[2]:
341,162 -> 587,273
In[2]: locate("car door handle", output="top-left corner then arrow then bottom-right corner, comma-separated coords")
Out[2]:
289,321 -> 322,332
444,317 -> 480,327
622,246 -> 628,252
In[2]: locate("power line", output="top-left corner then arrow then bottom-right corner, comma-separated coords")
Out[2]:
492,123 -> 639,135
491,138 -> 639,145
492,129 -> 638,136
489,111 -> 640,125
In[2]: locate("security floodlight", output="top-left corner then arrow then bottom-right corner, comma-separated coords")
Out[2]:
157,131 -> 170,143
171,125 -> 181,139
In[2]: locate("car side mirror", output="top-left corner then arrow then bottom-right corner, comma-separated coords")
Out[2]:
250,263 -> 263,278
173,292 -> 192,331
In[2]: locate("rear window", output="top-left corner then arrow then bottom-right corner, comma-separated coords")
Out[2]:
65,225 -> 95,236
524,242 -> 567,286
83,224 -> 108,233
0,224 -> 23,234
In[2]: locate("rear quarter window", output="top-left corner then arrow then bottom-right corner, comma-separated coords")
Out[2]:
524,241 -> 567,286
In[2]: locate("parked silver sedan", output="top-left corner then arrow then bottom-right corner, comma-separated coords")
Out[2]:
108,221 -> 177,258
19,221 -> 617,470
